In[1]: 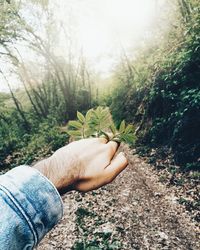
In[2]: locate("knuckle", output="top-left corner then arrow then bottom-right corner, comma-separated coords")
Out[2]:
106,144 -> 115,155
104,173 -> 115,184
120,154 -> 128,164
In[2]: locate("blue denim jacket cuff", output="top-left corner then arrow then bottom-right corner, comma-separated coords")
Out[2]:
0,165 -> 63,246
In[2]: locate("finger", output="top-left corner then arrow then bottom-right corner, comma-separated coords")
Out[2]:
98,137 -> 108,144
107,141 -> 119,157
105,152 -> 128,178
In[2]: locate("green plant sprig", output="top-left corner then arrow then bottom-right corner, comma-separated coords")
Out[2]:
66,107 -> 136,145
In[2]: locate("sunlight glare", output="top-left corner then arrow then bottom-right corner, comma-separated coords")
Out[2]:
59,0 -> 157,75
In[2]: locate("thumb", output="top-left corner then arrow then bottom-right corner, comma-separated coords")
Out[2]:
105,152 -> 128,180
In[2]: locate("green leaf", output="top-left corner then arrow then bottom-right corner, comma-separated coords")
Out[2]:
119,133 -> 135,144
84,127 -> 95,137
68,120 -> 82,129
125,124 -> 134,134
66,106 -> 136,144
119,120 -> 125,133
77,111 -> 85,123
88,106 -> 112,131
85,109 -> 93,122
67,130 -> 82,137
110,123 -> 116,135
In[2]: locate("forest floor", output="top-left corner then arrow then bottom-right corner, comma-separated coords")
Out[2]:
35,144 -> 199,249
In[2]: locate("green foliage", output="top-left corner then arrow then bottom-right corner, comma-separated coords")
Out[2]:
0,113 -> 68,169
0,0 -> 96,170
0,0 -> 22,46
145,12 -> 200,164
66,107 -> 136,145
109,1 -> 200,167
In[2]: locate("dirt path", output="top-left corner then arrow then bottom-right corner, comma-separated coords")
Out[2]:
37,145 -> 199,250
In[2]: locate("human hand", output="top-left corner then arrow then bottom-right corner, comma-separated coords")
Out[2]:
33,138 -> 128,193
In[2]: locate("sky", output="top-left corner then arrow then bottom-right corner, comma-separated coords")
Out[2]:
54,0 -> 158,74
0,0 -> 169,92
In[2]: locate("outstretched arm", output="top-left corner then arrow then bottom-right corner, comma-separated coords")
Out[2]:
0,138 -> 128,250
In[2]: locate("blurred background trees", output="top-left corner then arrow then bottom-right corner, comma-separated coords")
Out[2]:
0,0 -> 95,168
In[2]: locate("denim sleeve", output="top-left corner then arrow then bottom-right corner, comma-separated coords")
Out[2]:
0,165 -> 63,250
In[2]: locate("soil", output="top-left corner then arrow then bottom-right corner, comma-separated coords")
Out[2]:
35,144 -> 199,249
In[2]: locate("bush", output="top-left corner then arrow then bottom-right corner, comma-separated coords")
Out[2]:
0,116 -> 68,169
109,3 -> 200,168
